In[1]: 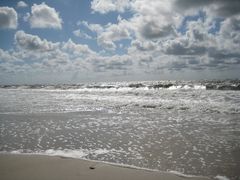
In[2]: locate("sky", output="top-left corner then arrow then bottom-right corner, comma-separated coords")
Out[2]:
0,0 -> 240,84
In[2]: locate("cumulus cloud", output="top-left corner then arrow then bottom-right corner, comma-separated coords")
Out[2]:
0,49 -> 17,62
2,0 -> 240,83
163,20 -> 210,56
174,0 -> 240,18
17,1 -> 28,8
78,20 -> 104,34
131,0 -> 181,39
79,19 -> 132,50
9,31 -> 96,69
132,0 -> 239,70
90,0 -> 240,41
7,34 -> 90,72
0,7 -> 17,29
100,23 -> 130,41
15,30 -> 59,51
91,0 -> 131,14
62,39 -> 95,56
219,15 -> 240,47
131,40 -> 156,52
28,2 -> 62,29
140,23 -> 175,39
91,0 -> 240,71
138,55 -> 153,67
91,55 -> 132,72
96,0 -> 180,41
1,29 -> 137,84
97,38 -> 116,51
97,22 -> 131,50
164,40 -> 207,56
41,50 -> 71,69
73,29 -> 92,39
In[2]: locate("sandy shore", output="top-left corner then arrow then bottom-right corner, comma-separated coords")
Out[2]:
0,154 -> 211,180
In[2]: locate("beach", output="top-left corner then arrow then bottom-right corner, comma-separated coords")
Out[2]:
0,81 -> 239,179
0,154 -> 210,180
0,0 -> 240,178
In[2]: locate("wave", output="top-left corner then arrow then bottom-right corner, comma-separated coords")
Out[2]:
0,80 -> 240,91
1,148 -> 117,160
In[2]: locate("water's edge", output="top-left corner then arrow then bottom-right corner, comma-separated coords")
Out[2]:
0,151 -> 213,179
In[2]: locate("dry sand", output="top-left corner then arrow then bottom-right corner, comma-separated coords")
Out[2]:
0,154 -> 211,180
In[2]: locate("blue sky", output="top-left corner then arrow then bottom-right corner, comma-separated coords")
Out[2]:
0,0 -> 240,84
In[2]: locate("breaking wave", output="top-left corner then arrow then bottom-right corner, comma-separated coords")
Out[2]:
0,80 -> 240,91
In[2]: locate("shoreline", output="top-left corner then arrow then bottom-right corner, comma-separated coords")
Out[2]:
0,153 -> 211,180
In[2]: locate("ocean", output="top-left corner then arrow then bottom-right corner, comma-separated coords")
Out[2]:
0,80 -> 239,179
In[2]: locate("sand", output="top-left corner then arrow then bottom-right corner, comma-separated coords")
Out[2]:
0,154 -> 211,180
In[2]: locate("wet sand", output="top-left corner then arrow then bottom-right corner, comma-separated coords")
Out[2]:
0,154 -> 211,180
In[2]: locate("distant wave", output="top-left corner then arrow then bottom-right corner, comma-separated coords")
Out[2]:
0,80 -> 240,91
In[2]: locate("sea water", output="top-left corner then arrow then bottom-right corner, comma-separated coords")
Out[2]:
0,80 -> 239,179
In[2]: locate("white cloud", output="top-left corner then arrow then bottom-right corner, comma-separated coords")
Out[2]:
8,32 -> 96,72
23,12 -> 30,22
103,22 -> 131,41
41,50 -> 71,69
131,0 -> 181,40
73,29 -> 92,39
1,30 -> 137,83
0,6 -> 18,29
162,20 -> 211,56
62,39 -> 95,56
0,49 -> 17,62
90,0 -> 240,42
79,20 -> 103,34
79,20 -> 131,50
2,1 -> 240,83
173,0 -> 240,18
92,0 -> 181,41
15,30 -> 59,51
90,54 -> 132,72
97,21 -> 131,50
28,2 -> 62,29
17,1 -> 28,8
186,20 -> 207,42
90,0 -> 181,50
91,0 -> 131,14
82,0 -> 240,73
219,15 -> 240,49
130,40 -> 156,52
97,38 -> 116,51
